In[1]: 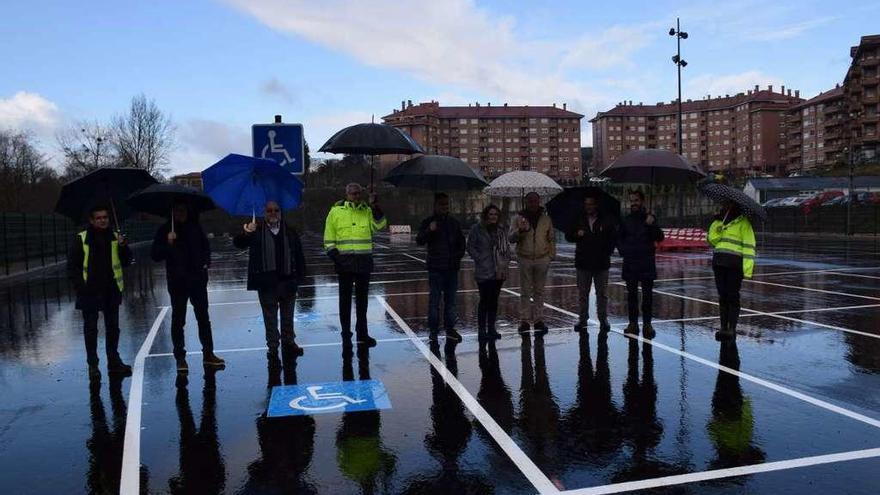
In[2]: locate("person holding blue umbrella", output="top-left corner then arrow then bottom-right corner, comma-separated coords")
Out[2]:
233,200 -> 307,365
203,154 -> 307,366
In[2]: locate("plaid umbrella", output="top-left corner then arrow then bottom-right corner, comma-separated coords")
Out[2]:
698,179 -> 767,222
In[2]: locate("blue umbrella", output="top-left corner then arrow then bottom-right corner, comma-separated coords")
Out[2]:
202,153 -> 303,218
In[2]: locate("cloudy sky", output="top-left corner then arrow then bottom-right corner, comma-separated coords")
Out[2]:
1,0 -> 877,175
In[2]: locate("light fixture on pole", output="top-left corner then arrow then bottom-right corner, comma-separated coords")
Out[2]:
670,18 -> 688,222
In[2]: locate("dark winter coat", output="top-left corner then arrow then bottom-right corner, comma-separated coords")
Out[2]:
233,223 -> 306,293
151,220 -> 211,287
67,227 -> 133,311
565,213 -> 617,271
617,210 -> 664,281
416,213 -> 466,272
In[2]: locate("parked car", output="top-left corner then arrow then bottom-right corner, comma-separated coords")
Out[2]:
762,198 -> 788,208
822,195 -> 848,206
802,191 -> 844,213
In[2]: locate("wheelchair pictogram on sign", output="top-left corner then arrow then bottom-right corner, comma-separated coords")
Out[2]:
267,379 -> 392,417
252,123 -> 305,175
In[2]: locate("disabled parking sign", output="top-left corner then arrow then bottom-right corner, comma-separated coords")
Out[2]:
252,123 -> 305,174
267,379 -> 392,417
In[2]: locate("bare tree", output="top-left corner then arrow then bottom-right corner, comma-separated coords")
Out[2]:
57,120 -> 116,179
112,94 -> 175,178
0,129 -> 59,210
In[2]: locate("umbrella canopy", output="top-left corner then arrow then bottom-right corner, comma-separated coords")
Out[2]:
546,186 -> 621,233
319,123 -> 424,155
599,149 -> 706,184
202,154 -> 303,217
698,178 -> 767,222
55,167 -> 158,226
484,171 -> 563,198
127,183 -> 216,218
382,155 -> 488,191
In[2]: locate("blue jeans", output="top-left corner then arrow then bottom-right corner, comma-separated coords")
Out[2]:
428,269 -> 459,332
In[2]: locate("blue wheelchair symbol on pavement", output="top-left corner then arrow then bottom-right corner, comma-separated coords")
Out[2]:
267,379 -> 391,417
252,123 -> 304,175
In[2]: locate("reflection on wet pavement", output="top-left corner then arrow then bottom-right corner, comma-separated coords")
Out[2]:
1,234 -> 880,494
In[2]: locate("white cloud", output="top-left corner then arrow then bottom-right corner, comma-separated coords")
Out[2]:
0,91 -> 59,133
744,16 -> 837,42
169,118 -> 252,175
685,71 -> 785,99
222,0 -> 650,117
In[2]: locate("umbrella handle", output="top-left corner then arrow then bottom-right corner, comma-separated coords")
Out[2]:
110,196 -> 121,234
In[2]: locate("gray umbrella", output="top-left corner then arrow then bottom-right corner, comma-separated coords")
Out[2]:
382,155 -> 488,191
699,181 -> 767,222
599,149 -> 706,184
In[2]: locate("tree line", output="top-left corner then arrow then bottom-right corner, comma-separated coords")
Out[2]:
0,94 -> 175,212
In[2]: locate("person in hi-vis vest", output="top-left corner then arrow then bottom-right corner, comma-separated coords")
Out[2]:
67,204 -> 133,378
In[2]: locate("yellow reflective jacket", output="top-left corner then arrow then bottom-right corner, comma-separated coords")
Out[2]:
707,215 -> 756,278
323,200 -> 388,255
79,230 -> 124,291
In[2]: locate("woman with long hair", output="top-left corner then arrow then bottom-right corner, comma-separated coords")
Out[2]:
467,204 -> 512,341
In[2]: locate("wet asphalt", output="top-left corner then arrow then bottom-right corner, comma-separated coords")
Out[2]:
1,232 -> 879,494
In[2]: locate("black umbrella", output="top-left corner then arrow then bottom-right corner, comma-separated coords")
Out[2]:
546,186 -> 621,233
698,177 -> 767,222
319,122 -> 424,190
127,183 -> 216,231
55,167 -> 158,230
599,149 -> 706,184
382,155 -> 488,191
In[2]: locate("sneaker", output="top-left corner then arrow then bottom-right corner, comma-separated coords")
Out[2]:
445,330 -> 463,342
176,357 -> 189,373
357,334 -> 377,348
643,323 -> 656,339
624,322 -> 639,335
518,321 -> 530,334
284,342 -> 305,357
534,321 -> 549,335
203,354 -> 226,368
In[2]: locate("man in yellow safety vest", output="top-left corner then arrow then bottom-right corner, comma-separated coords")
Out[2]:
323,183 -> 387,347
67,204 -> 133,378
707,200 -> 756,341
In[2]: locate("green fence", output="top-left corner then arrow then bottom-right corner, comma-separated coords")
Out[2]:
0,213 -> 160,277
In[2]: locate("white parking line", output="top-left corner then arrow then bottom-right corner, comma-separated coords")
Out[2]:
649,288 -> 880,340
560,448 -> 880,495
377,295 -> 561,494
498,286 -> 880,491
145,327 -> 571,358
120,306 -> 170,495
745,279 -> 880,301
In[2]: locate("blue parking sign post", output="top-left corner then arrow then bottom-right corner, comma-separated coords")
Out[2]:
252,123 -> 305,175
267,379 -> 392,417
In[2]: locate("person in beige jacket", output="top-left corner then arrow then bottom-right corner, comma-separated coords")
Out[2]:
509,192 -> 556,334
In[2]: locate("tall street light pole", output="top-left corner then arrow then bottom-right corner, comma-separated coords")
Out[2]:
670,18 -> 688,223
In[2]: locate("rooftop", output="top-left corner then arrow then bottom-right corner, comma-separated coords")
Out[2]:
590,87 -> 803,122
745,176 -> 880,190
383,101 -> 584,120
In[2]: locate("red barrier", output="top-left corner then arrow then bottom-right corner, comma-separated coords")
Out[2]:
657,228 -> 708,251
